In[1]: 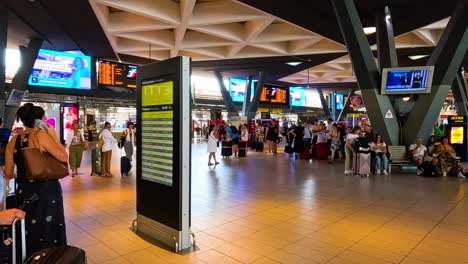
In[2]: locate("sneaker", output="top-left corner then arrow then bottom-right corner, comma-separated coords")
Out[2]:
417,169 -> 422,176
376,169 -> 381,174
458,172 -> 466,178
383,170 -> 388,175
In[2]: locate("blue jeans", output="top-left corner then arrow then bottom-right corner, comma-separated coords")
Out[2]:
375,154 -> 388,171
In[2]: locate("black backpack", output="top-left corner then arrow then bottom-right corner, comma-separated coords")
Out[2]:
353,136 -> 370,153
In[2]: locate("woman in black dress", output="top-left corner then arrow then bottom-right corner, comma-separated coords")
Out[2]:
294,123 -> 305,157
4,104 -> 68,257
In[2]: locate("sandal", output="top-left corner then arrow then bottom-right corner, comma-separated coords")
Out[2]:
215,162 -> 219,165
208,163 -> 214,166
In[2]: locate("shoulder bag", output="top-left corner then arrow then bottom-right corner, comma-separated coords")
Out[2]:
22,131 -> 69,180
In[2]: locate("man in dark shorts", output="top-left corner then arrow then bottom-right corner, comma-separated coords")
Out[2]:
266,120 -> 279,154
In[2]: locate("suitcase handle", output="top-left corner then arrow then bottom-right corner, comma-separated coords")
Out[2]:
12,217 -> 26,264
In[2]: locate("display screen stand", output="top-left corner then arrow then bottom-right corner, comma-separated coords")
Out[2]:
135,56 -> 192,252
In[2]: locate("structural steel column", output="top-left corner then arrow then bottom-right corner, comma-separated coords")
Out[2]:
247,71 -> 266,120
5,38 -> 43,128
375,7 -> 398,71
337,88 -> 355,121
0,7 -> 7,118
317,88 -> 331,118
331,0 -> 399,145
452,72 -> 468,116
402,0 -> 468,145
242,75 -> 253,116
214,71 -> 238,117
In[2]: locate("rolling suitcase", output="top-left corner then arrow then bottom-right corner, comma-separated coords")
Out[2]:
90,148 -> 102,176
353,152 -> 371,176
314,142 -> 329,160
299,146 -> 311,159
221,141 -> 233,158
26,246 -> 86,264
238,141 -> 247,157
120,157 -> 131,176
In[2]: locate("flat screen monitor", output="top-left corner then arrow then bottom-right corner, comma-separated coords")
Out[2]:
381,66 -> 434,95
228,78 -> 255,102
336,94 -> 344,110
98,59 -> 137,89
257,83 -> 288,105
29,49 -> 92,90
450,126 -> 464,144
289,87 -> 321,108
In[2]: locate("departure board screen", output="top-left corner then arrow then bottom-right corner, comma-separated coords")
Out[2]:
141,80 -> 174,186
258,84 -> 288,105
98,60 -> 137,89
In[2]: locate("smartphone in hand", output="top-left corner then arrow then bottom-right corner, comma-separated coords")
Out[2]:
34,119 -> 47,131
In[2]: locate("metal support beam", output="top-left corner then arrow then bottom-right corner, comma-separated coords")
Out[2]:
375,6 -> 398,71
0,7 -> 7,118
247,71 -> 266,120
337,89 -> 355,121
317,88 -> 331,118
242,76 -> 253,116
214,71 -> 238,117
453,71 -> 468,116
5,38 -> 43,128
331,0 -> 399,145
402,0 -> 468,145
331,91 -> 337,121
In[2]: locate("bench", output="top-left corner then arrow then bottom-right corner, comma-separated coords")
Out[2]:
388,146 -> 417,175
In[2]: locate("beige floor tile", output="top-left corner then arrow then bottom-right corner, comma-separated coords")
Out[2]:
215,243 -> 263,263
196,250 -> 243,264
399,257 -> 432,264
147,246 -> 207,264
195,232 -> 229,249
101,256 -> 133,264
251,257 -> 280,264
203,226 -> 246,242
123,249 -> 168,264
349,243 -> 406,263
67,232 -> 101,248
103,236 -> 151,255
232,237 -> 278,256
82,242 -> 120,263
336,250 -> 393,264
267,250 -> 318,264
283,243 -> 335,263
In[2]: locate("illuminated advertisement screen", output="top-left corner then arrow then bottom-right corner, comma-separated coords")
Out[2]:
228,78 -> 255,102
336,94 -> 344,110
98,60 -> 137,89
62,104 -> 79,141
451,126 -> 464,144
289,87 -> 321,108
29,49 -> 91,89
141,80 -> 174,186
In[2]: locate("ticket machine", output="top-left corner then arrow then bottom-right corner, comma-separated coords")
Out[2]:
447,115 -> 468,162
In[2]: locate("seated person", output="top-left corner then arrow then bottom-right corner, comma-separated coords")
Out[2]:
434,136 -> 466,178
409,137 -> 433,175
369,133 -> 388,175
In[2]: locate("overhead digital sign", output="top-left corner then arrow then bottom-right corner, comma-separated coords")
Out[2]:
289,87 -> 321,108
29,49 -> 91,90
98,60 -> 137,89
255,83 -> 288,105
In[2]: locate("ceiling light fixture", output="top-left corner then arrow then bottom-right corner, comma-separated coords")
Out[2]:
286,62 -> 302,66
363,27 -> 376,35
408,55 -> 429,60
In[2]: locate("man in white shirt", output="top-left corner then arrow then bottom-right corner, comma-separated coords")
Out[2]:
409,137 -> 429,175
100,122 -> 117,177
303,122 -> 312,146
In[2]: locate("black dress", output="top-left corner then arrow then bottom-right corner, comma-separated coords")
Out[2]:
294,126 -> 305,153
13,134 -> 67,257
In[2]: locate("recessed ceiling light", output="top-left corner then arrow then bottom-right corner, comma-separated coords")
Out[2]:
408,55 -> 429,60
286,62 -> 302,66
363,27 -> 376,35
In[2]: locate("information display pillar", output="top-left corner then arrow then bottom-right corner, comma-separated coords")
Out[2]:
447,115 -> 468,162
135,56 -> 193,252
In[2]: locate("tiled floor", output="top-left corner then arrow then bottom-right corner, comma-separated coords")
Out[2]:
57,143 -> 468,264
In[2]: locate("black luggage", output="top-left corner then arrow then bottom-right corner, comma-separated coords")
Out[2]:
221,141 -> 232,158
421,162 -> 441,177
26,246 -> 86,264
121,156 -> 131,176
90,148 -> 102,176
238,141 -> 247,157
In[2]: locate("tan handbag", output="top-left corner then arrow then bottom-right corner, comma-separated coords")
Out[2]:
22,132 -> 69,180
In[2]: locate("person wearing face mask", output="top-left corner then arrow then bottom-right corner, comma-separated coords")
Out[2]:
99,122 -> 117,177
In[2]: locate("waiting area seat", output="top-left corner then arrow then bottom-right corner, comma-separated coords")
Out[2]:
388,145 -> 417,174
